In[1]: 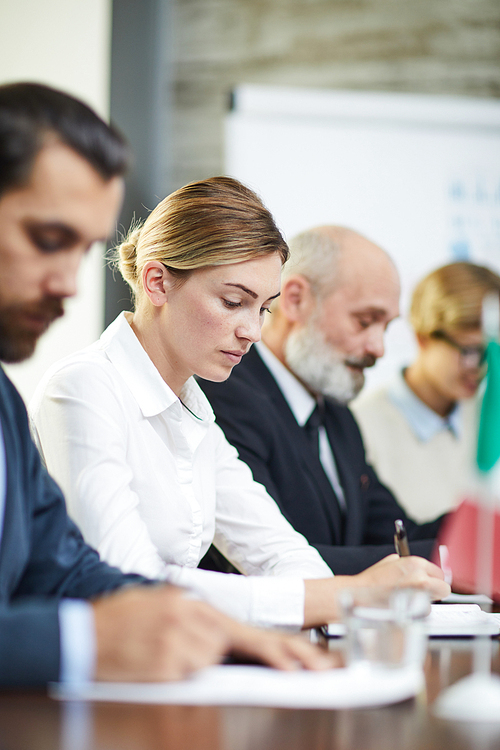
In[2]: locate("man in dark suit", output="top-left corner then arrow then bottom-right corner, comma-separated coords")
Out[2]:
200,226 -> 443,575
0,82 -> 330,686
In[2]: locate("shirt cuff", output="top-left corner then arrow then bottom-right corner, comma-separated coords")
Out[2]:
163,565 -> 306,629
249,577 -> 305,630
58,599 -> 96,684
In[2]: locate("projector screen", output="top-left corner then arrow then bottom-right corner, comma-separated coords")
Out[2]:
225,85 -> 500,391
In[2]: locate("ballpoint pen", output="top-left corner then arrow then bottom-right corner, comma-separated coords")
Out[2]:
394,519 -> 410,557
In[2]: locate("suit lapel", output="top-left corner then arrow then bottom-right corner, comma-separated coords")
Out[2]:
243,349 -> 345,543
0,369 -> 29,598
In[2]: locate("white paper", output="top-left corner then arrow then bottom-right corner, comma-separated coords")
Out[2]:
326,603 -> 500,638
51,663 -> 424,709
425,604 -> 500,636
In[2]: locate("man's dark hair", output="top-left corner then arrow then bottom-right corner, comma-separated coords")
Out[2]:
0,82 -> 129,197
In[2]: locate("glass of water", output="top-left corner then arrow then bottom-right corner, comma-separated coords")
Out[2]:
339,587 -> 430,672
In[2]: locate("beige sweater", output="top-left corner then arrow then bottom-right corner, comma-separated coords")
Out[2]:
352,383 -> 477,523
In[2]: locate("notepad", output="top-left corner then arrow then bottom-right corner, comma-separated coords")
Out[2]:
51,663 -> 424,709
325,604 -> 500,638
425,604 -> 500,637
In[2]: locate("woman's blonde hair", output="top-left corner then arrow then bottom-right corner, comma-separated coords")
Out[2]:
115,176 -> 289,303
410,261 -> 500,336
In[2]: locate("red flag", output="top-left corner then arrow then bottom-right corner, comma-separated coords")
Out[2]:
433,499 -> 500,601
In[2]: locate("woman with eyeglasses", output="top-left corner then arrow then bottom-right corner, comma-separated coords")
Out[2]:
352,262 -> 500,523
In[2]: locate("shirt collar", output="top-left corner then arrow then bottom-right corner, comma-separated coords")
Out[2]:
388,368 -> 462,442
255,341 -> 316,426
100,312 -> 214,423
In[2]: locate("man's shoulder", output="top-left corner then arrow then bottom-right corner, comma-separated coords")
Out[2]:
0,365 -> 30,424
0,364 -> 22,396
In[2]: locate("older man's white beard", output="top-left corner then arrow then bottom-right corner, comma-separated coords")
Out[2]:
284,324 -> 365,404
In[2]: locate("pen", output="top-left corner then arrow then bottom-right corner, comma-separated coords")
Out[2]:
394,519 -> 410,557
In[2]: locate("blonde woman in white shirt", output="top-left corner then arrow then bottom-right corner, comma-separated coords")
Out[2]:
31,176 -> 449,629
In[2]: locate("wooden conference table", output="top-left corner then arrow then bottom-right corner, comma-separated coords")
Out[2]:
1,639 -> 500,750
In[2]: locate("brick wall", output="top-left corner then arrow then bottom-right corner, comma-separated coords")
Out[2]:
168,0 -> 500,189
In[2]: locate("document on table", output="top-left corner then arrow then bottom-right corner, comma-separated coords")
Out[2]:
51,663 -> 424,709
425,604 -> 500,636
326,604 -> 500,638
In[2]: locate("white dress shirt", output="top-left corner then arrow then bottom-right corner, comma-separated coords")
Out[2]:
31,313 -> 333,629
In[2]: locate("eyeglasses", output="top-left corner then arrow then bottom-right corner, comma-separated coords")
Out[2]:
431,330 -> 486,369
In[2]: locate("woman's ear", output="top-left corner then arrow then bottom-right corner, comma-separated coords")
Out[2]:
142,261 -> 170,307
279,274 -> 316,324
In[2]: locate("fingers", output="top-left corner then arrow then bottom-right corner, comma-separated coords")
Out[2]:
416,557 -> 446,580
156,606 -> 229,681
403,560 -> 450,600
226,622 -> 338,671
93,585 -> 231,682
378,554 -> 446,582
359,555 -> 451,600
144,591 -> 243,680
267,636 -> 341,671
395,556 -> 451,600
151,623 -> 221,682
93,585 -> 339,684
402,557 -> 451,600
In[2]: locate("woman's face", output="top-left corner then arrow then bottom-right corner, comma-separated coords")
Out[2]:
158,252 -> 282,390
419,328 -> 485,403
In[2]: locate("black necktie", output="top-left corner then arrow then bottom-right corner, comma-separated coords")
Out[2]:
304,400 -> 325,461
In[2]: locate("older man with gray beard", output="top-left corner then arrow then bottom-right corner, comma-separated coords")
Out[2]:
200,225 -> 444,574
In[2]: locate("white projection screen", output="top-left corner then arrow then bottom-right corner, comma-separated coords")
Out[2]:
225,85 -> 500,392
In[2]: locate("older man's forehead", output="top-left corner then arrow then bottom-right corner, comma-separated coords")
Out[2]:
325,275 -> 400,322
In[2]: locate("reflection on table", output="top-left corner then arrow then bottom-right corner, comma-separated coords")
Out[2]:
0,640 -> 499,750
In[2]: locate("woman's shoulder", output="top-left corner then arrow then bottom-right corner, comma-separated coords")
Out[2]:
29,339 -> 125,419
32,314 -> 134,400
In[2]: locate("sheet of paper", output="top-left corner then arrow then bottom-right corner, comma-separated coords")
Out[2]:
425,604 -> 500,636
326,604 -> 500,638
51,663 -> 424,709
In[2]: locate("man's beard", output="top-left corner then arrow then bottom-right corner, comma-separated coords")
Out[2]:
0,298 -> 64,363
284,321 -> 375,404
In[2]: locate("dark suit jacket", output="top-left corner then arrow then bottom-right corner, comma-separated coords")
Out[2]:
0,366 -> 144,687
199,347 -> 442,575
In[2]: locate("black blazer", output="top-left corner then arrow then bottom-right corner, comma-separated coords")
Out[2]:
199,347 -> 442,575
0,366 -> 143,686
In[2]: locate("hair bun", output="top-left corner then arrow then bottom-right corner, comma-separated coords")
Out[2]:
117,224 -> 142,288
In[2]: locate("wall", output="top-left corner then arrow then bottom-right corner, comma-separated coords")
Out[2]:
0,0 -> 113,401
226,85 -> 500,389
170,0 -> 500,188
1,0 -> 499,396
